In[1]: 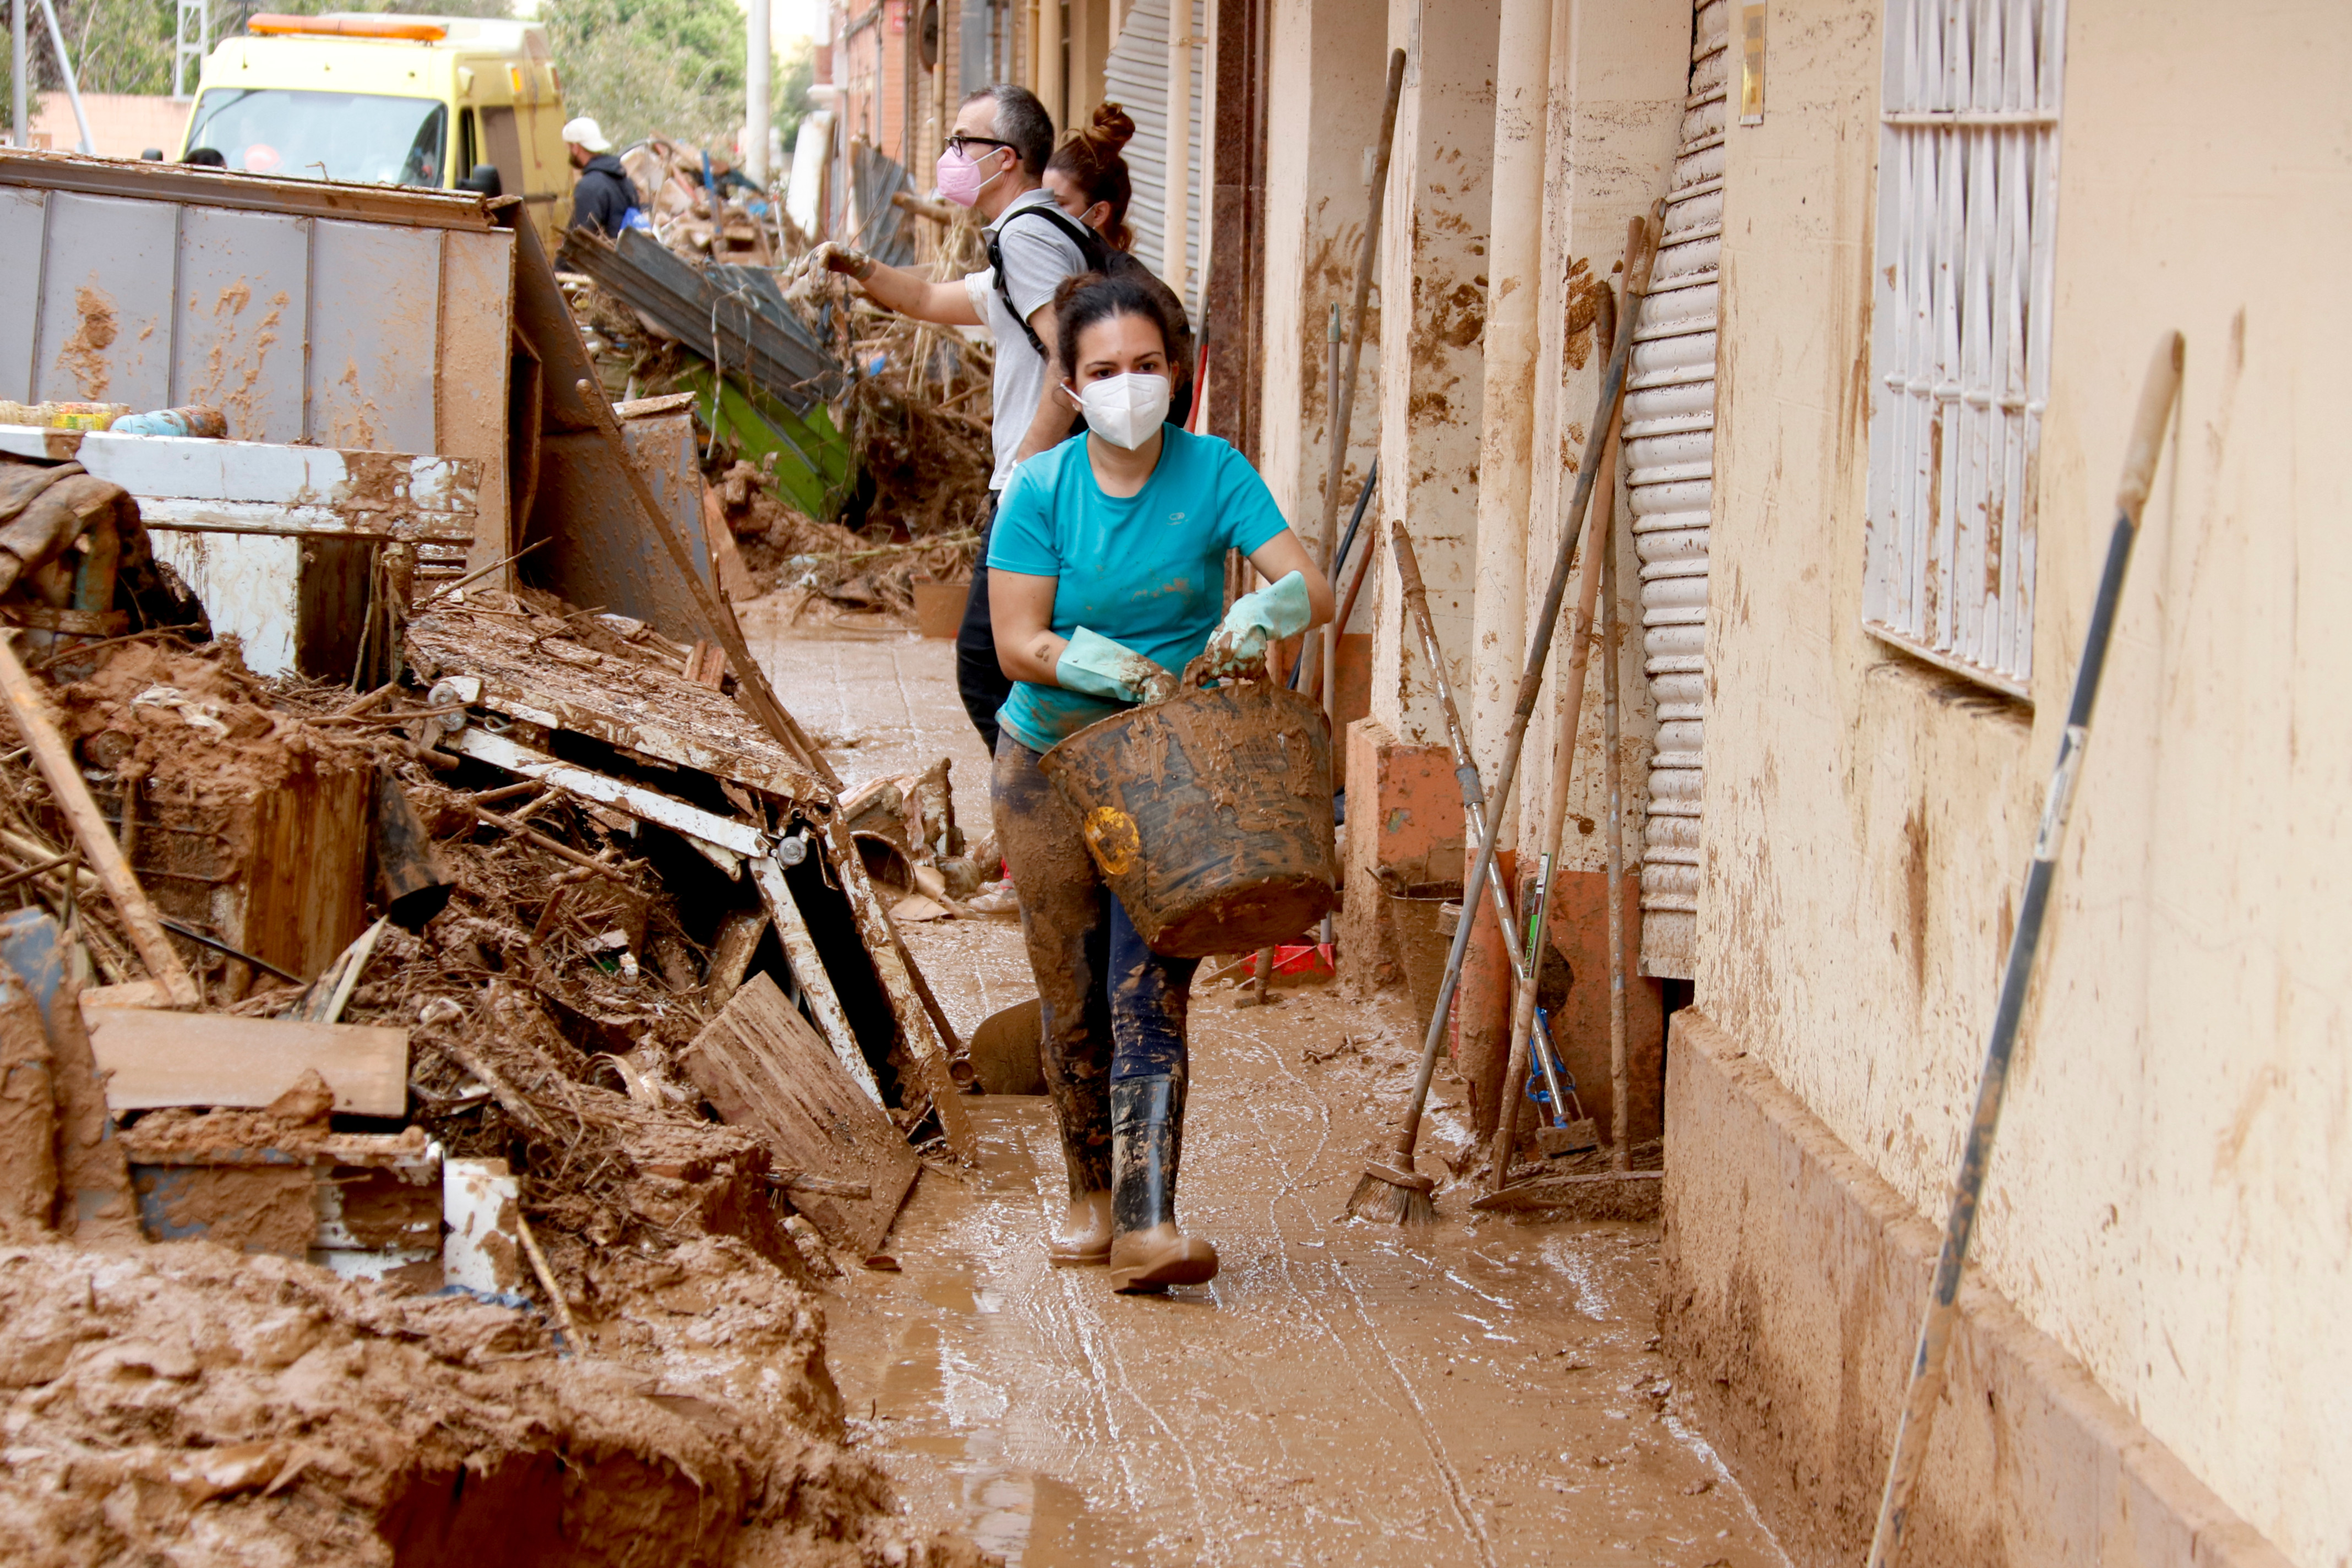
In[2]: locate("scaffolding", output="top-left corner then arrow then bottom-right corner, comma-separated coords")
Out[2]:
173,0 -> 208,100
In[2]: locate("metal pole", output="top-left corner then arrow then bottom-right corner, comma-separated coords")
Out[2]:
1161,0 -> 1190,296
1865,333 -> 2184,1568
1602,475 -> 1629,1172
35,0 -> 90,154
12,0 -> 28,148
745,0 -> 771,185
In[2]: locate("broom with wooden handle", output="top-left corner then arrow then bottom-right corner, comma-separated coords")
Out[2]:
1865,331 -> 2184,1567
1346,211 -> 1659,1223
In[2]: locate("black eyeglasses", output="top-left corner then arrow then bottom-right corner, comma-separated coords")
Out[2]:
944,134 -> 1016,158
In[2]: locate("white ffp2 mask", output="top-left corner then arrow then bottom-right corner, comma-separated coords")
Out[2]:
1072,372 -> 1172,450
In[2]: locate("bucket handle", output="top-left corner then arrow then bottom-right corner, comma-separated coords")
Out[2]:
1177,650 -> 1275,693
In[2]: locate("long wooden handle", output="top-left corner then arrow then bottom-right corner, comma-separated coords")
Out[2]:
1484,277 -> 1626,1190
0,633 -> 200,1009
1380,207 -> 1660,1173
1314,48 -> 1408,559
2115,332 -> 2185,521
1390,526 -> 1528,987
1866,329 -> 2184,1568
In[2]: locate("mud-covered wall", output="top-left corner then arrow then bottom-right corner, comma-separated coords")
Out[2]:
1517,0 -> 1685,876
1366,0 -> 1498,749
1694,1 -> 2352,1560
1257,0 -> 1387,609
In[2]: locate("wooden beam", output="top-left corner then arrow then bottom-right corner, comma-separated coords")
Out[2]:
81,1001 -> 410,1116
824,818 -> 971,1157
752,855 -> 883,1108
0,633 -> 200,1009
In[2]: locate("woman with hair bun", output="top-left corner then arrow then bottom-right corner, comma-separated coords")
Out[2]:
1039,101 -> 1196,424
987,269 -> 1330,1294
1044,102 -> 1137,252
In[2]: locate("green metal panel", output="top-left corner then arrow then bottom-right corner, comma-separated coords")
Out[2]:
675,364 -> 852,522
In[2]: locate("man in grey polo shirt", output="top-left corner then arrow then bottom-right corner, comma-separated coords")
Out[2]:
805,84 -> 1086,753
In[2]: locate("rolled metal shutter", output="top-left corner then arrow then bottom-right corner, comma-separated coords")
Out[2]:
1626,0 -> 1727,981
1103,0 -> 1205,320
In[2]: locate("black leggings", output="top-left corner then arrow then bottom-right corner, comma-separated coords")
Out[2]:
955,494 -> 1013,753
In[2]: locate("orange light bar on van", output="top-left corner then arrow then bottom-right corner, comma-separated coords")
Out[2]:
246,13 -> 449,40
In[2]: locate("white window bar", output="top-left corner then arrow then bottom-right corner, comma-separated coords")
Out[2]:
1861,0 -> 2065,696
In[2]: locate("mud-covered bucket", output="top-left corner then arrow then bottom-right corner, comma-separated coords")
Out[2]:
1038,678 -> 1337,958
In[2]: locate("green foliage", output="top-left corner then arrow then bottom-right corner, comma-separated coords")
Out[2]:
0,0 -> 788,172
773,34 -> 812,146
59,0 -> 178,96
542,0 -> 744,149
2,0 -> 513,125
4,0 -> 179,105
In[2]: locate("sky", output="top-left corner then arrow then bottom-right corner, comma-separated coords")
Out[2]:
743,0 -> 830,47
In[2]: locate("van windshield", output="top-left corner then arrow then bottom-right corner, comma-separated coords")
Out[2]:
186,89 -> 448,187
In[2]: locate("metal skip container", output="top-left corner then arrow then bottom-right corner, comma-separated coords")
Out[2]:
1039,679 -> 1338,959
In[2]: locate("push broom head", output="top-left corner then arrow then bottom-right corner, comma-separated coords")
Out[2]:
1346,1160 -> 1438,1225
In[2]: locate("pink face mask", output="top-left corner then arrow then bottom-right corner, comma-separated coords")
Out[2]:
936,145 -> 1004,208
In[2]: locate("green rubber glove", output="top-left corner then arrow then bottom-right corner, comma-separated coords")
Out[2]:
1056,628 -> 1179,704
1198,570 -> 1313,677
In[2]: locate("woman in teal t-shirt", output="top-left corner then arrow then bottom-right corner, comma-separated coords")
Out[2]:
988,270 -> 1332,1294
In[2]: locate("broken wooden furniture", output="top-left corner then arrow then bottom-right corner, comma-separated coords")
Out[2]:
406,600 -> 971,1157
680,973 -> 919,1255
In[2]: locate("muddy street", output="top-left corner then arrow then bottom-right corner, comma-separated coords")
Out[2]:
763,620 -> 1787,1568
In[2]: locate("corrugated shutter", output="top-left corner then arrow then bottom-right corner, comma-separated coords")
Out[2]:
1628,0 -> 1727,981
1103,0 -> 1205,320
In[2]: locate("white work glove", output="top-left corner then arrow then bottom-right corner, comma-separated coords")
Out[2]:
1197,571 -> 1313,678
1056,628 -> 1179,705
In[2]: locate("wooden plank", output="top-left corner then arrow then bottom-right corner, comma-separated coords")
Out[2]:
1467,1169 -> 1662,1221
678,972 -> 917,1255
825,817 -> 972,1158
701,488 -> 757,600
704,909 -> 768,1010
407,607 -> 831,807
447,726 -> 769,857
751,855 -> 881,1107
80,1001 -> 410,1116
0,631 -> 200,1008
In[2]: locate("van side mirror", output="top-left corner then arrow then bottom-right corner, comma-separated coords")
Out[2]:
457,164 -> 503,198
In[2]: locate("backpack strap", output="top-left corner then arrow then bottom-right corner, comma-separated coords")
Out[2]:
987,203 -> 1109,359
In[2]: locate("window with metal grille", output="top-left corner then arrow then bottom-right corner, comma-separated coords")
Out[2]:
1861,0 -> 2065,698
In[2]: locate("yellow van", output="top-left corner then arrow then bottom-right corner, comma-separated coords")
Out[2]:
179,12 -> 574,248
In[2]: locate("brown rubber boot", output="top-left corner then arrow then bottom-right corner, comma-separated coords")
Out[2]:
1048,1190 -> 1113,1264
1106,1074 -> 1217,1293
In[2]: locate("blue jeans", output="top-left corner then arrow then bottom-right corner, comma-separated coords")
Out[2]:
992,734 -> 1199,1195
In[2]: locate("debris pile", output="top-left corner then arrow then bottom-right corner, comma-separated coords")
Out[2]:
620,138 -> 785,263
0,585 -> 992,1560
0,1239 -> 1002,1566
552,145 -> 995,626
0,150 -> 1014,1564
